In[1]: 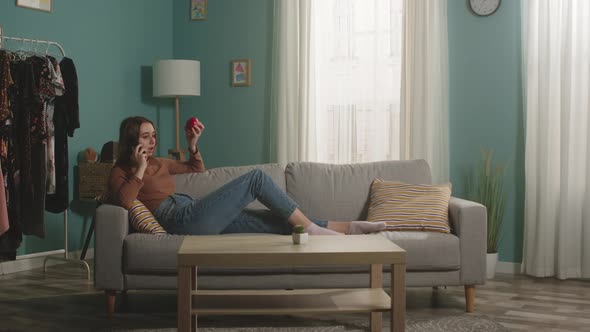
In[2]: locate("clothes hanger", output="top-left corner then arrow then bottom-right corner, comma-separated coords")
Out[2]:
13,39 -> 30,60
18,39 -> 39,59
1,37 -> 65,61
30,39 -> 41,56
6,40 -> 22,61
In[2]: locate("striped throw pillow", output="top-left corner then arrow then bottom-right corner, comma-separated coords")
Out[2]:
128,200 -> 167,235
367,179 -> 452,233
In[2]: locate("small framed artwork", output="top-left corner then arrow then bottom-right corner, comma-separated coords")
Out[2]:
231,59 -> 252,87
190,0 -> 207,21
16,0 -> 53,12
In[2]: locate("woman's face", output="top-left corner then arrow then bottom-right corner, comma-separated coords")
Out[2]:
138,122 -> 157,158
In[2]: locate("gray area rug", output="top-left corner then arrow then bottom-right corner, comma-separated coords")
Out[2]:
106,314 -> 509,332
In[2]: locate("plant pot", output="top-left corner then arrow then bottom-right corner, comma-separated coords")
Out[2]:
292,232 -> 308,244
486,252 -> 498,279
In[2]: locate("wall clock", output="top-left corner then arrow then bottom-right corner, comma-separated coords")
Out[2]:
470,0 -> 501,17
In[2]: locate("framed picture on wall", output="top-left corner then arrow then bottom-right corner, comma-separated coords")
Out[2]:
190,0 -> 207,20
16,0 -> 53,12
231,59 -> 252,87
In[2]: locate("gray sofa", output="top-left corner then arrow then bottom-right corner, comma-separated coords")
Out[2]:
94,160 -> 487,316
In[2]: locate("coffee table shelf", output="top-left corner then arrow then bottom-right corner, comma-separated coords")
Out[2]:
191,288 -> 391,315
178,235 -> 406,332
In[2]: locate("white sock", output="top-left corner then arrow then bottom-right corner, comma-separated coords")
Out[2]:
304,223 -> 341,235
347,221 -> 387,234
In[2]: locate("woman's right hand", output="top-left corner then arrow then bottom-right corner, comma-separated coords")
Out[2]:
132,145 -> 148,171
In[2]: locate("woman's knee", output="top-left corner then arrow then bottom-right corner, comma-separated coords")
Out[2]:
247,169 -> 268,181
247,169 -> 265,176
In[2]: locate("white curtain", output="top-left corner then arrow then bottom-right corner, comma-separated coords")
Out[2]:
271,0 -> 449,177
522,0 -> 590,279
400,0 -> 449,183
270,0 -> 315,164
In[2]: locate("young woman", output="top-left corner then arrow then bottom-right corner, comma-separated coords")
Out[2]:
107,116 -> 386,236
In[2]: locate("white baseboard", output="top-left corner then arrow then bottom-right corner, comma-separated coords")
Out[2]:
496,261 -> 522,274
0,248 -> 94,276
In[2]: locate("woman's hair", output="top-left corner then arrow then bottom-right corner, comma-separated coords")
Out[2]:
115,116 -> 155,167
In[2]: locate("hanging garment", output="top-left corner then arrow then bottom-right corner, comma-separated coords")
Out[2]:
0,159 -> 9,236
20,55 -> 49,238
0,52 -> 12,237
44,56 -> 64,195
0,54 -> 22,260
59,58 -> 78,137
46,57 -> 77,213
13,59 -> 35,238
0,52 -> 13,122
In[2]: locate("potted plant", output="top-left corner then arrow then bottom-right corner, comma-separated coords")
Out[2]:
468,149 -> 507,279
292,225 -> 308,244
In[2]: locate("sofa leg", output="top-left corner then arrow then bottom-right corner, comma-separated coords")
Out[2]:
464,285 -> 475,313
105,290 -> 116,318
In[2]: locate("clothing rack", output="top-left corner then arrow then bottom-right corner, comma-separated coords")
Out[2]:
0,35 -> 66,57
0,34 -> 89,280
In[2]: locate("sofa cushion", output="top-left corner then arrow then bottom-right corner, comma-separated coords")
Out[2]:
367,179 -> 452,233
128,200 -> 167,234
285,160 -> 432,221
174,164 -> 285,210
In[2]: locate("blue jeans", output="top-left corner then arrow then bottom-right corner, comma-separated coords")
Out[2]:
153,169 -> 327,235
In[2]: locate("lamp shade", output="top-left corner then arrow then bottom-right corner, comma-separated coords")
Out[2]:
153,60 -> 201,97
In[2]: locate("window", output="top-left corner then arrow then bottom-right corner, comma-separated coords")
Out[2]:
311,0 -> 403,163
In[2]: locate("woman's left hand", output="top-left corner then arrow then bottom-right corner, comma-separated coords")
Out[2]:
185,120 -> 205,153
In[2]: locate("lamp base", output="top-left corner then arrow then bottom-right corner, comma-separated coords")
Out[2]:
168,148 -> 187,161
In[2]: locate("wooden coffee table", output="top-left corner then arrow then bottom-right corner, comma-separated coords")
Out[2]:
177,234 -> 406,332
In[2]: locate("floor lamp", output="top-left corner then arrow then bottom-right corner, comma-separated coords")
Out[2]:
153,59 -> 201,161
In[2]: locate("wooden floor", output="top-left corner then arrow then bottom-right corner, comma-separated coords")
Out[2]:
0,262 -> 588,332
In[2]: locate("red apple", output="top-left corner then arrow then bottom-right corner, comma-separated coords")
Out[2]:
185,117 -> 199,131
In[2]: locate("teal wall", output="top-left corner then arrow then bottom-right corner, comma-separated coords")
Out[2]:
173,0 -> 274,168
448,0 -> 524,263
0,0 -> 173,255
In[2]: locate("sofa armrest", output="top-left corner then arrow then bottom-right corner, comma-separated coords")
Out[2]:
94,204 -> 128,291
448,197 -> 487,285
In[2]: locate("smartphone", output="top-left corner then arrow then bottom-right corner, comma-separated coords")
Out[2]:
127,137 -> 139,155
